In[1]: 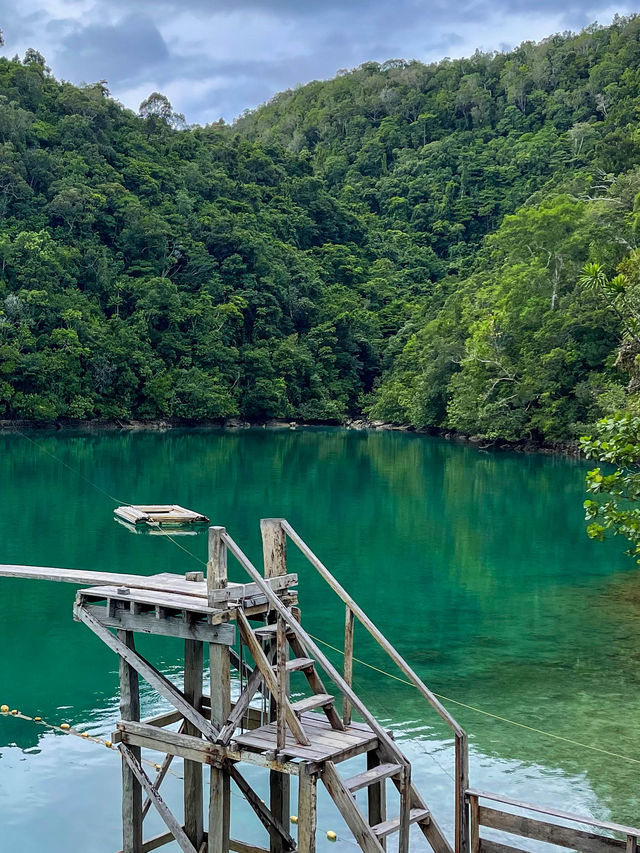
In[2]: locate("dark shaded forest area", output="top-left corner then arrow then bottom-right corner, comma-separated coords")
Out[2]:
3,16 -> 640,440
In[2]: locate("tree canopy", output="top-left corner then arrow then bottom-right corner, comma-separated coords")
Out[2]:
3,16 -> 640,433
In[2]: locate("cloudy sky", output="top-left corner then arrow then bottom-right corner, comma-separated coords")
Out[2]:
0,1 -> 634,125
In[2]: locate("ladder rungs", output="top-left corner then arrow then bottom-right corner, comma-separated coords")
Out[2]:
344,762 -> 402,792
290,693 -> 334,713
372,808 -> 430,839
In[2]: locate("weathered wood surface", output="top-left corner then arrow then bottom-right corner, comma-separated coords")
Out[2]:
261,519 -> 287,578
467,790 -> 640,838
297,770 -> 318,853
120,744 -> 198,853
78,606 -> 220,741
321,761 -> 384,853
120,630 -> 142,853
343,606 -> 355,726
365,752 -> 388,851
236,609 -> 310,746
228,764 -> 295,851
79,586 -> 217,614
234,711 -> 378,762
478,805 -> 630,853
80,603 -> 235,643
184,640 -> 204,849
114,720 -> 300,773
115,505 -> 209,525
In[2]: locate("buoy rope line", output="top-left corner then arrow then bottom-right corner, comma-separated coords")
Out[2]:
0,704 -> 350,845
11,431 -> 640,768
306,634 -> 640,767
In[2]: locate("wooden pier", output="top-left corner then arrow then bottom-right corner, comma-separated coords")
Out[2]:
1,519 -> 639,853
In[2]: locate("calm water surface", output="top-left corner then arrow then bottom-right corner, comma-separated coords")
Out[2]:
0,427 -> 638,852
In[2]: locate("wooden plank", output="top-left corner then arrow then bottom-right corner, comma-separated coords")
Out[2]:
366,752 -> 387,852
228,764 -> 295,850
221,533 -> 405,767
456,732 -> 470,853
207,526 -> 227,608
344,760 -> 400,793
479,806 -> 627,853
261,519 -> 287,578
80,586 -> 216,614
286,636 -> 344,733
115,720 -> 300,773
321,761 -> 384,853
120,745 -> 198,853
237,609 -> 310,746
184,640 -> 204,849
467,790 -> 640,837
372,809 -> 430,839
290,695 -> 334,714
298,770 -> 318,853
77,606 -> 219,741
479,840 -> 529,853
0,565 -> 212,596
277,617 -> 287,752
281,522 -> 465,734
81,604 -> 234,642
470,794 -> 480,853
343,606 -> 354,726
120,630 -> 143,853
230,842 -> 270,853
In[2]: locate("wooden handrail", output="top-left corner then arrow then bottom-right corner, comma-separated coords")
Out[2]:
467,789 -> 640,838
220,530 -> 410,770
277,519 -> 469,853
280,520 -> 465,738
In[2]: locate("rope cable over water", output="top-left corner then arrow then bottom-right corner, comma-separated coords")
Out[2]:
7,429 -> 640,768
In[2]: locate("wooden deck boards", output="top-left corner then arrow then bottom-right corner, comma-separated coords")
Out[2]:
114,505 -> 210,526
234,711 -> 378,762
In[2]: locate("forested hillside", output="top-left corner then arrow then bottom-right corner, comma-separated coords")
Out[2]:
3,16 -> 640,438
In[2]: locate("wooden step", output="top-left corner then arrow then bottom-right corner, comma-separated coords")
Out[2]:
279,657 -> 315,672
372,808 -> 430,839
290,693 -> 335,714
253,625 -> 295,639
343,762 -> 402,793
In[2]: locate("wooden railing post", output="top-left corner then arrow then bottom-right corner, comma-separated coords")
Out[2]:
468,792 -> 479,853
343,605 -> 354,726
261,518 -> 287,579
207,526 -> 230,853
261,519 -> 291,853
456,732 -> 470,853
119,629 -> 142,853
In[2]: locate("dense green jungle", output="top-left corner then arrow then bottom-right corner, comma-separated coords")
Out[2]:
4,16 -> 640,442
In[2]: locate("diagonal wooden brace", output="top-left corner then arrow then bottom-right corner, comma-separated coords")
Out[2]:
120,744 -> 198,853
227,763 -> 296,850
76,605 -> 219,741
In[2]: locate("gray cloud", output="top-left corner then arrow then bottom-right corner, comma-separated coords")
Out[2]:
0,1 -> 635,123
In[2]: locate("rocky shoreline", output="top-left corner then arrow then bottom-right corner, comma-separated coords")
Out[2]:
0,415 -> 582,457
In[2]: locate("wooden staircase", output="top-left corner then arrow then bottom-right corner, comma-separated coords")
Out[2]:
231,601 -> 453,853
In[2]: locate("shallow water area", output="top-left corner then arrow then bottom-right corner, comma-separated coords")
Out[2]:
0,426 -> 638,852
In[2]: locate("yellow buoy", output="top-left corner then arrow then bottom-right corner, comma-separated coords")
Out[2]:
155,764 -> 162,771
60,723 -> 70,730
327,831 -> 337,842
81,732 -> 89,738
34,716 -> 42,722
105,740 -> 113,748
290,815 -> 298,824
0,705 -> 9,713
10,709 -> 18,715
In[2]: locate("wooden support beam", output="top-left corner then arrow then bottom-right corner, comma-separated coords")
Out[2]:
81,603 -> 235,644
184,639 -> 204,849
208,526 -> 230,853
236,609 -> 310,746
120,630 -> 142,853
343,606 -> 354,727
120,744 -> 199,853
261,519 -> 287,578
77,605 -> 219,741
228,764 -> 295,851
367,751 -> 387,851
321,761 -> 384,853
297,770 -> 318,853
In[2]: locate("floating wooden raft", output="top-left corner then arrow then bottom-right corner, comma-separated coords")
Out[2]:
114,504 -> 210,526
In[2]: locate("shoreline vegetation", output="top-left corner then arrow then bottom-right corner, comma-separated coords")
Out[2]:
0,416 -> 581,456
